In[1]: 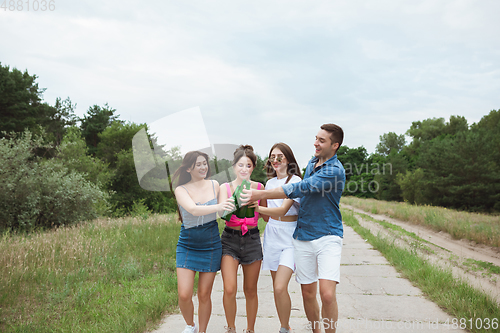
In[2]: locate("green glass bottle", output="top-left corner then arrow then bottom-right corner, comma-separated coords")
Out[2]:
242,179 -> 255,218
221,180 -> 254,220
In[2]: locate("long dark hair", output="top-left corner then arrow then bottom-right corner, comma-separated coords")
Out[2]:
171,151 -> 211,188
232,145 -> 257,167
171,151 -> 211,222
264,142 -> 302,183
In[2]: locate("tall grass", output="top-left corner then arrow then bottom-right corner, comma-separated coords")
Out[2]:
342,209 -> 500,333
341,197 -> 500,247
0,214 -> 181,333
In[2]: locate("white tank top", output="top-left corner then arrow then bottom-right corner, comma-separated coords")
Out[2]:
265,175 -> 301,216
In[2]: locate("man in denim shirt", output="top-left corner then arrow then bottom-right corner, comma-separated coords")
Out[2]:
242,124 -> 345,333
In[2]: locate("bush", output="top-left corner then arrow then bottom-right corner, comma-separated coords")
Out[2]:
129,198 -> 151,220
0,130 -> 109,230
56,126 -> 114,188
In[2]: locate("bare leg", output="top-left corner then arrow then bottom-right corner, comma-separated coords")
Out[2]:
197,271 -> 217,332
221,255 -> 239,329
176,268 -> 196,327
301,282 -> 321,333
242,260 -> 262,331
270,265 -> 293,330
319,279 -> 338,333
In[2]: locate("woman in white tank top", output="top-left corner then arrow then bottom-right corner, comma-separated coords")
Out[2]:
250,142 -> 302,333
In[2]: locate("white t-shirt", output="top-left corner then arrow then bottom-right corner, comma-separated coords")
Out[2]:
265,175 -> 301,216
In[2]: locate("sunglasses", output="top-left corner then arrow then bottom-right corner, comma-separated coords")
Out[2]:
268,155 -> 285,162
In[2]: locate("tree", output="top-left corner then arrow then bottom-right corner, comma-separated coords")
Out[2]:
80,103 -> 120,155
474,109 -> 500,167
396,168 -> 427,204
373,151 -> 408,201
337,146 -> 378,198
251,154 -> 267,185
444,115 -> 468,136
56,126 -> 114,188
337,146 -> 368,182
96,121 -> 146,167
406,117 -> 446,143
0,130 -> 108,230
376,132 -> 406,156
0,63 -> 76,143
0,63 -> 42,135
416,127 -> 500,211
109,148 -> 176,214
43,97 -> 78,145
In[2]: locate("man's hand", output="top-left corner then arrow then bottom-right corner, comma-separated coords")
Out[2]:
240,188 -> 255,206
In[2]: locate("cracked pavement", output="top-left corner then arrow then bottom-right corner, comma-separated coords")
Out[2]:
151,226 -> 465,332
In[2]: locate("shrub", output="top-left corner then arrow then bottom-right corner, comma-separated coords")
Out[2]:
0,130 -> 109,230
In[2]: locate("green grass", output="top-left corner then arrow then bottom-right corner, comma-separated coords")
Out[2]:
341,196 -> 500,248
357,211 -> 432,243
463,259 -> 500,276
355,212 -> 437,254
0,214 -> 181,333
1,214 -> 266,333
342,209 -> 500,333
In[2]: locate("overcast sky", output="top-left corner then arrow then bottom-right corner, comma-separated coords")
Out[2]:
2,0 -> 500,168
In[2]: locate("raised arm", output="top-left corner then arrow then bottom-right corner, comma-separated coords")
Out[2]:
241,186 -> 287,203
217,182 -> 235,218
282,165 -> 344,199
175,182 -> 234,217
253,198 -> 294,218
252,181 -> 267,222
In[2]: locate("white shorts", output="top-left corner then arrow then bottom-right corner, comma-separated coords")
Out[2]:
262,219 -> 296,271
293,235 -> 342,284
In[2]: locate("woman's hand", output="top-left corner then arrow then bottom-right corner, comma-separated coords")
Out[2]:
220,197 -> 236,212
249,201 -> 260,212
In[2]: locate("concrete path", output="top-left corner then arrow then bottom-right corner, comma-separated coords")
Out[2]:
152,226 -> 464,332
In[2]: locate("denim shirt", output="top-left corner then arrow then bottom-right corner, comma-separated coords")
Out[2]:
282,154 -> 345,241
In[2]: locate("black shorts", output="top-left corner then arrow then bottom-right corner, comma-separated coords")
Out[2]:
221,227 -> 263,265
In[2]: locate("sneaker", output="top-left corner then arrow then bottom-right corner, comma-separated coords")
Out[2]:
224,327 -> 236,333
181,324 -> 198,333
279,327 -> 292,333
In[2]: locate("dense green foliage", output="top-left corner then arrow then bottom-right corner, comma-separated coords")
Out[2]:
0,63 -> 273,229
0,131 -> 108,230
1,62 -> 497,229
0,63 -> 76,145
80,104 -> 120,156
340,111 -> 500,212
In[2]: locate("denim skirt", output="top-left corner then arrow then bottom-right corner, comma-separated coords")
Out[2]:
176,220 -> 222,272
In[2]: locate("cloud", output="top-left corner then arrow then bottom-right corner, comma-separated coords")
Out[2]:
1,0 -> 499,166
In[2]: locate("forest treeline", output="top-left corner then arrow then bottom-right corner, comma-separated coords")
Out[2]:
337,111 -> 500,213
1,63 -> 498,230
0,62 -> 269,230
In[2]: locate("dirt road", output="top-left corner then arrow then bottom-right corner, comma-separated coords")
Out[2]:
342,204 -> 500,305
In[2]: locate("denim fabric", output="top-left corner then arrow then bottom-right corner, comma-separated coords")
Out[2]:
221,227 -> 263,265
178,197 -> 217,229
282,154 -> 345,241
176,220 -> 222,272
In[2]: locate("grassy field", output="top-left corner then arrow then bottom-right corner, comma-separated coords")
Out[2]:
0,214 -> 181,333
342,208 -> 500,333
0,214 -> 268,333
341,196 -> 500,248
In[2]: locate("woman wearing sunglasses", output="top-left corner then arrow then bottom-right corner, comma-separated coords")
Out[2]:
251,142 -> 302,333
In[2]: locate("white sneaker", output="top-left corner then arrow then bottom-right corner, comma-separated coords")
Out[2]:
181,324 -> 198,333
